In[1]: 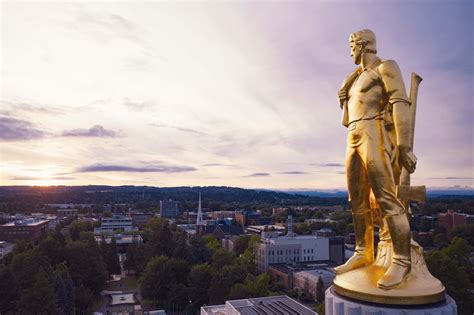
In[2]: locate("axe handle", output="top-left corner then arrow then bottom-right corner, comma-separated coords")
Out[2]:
408,72 -> 423,150
400,73 -> 422,187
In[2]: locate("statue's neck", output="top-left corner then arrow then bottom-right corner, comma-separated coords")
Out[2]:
361,53 -> 379,70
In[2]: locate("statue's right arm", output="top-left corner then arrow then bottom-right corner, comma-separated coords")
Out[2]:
379,60 -> 416,173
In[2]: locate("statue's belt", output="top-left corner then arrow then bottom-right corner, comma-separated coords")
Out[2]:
347,112 -> 385,131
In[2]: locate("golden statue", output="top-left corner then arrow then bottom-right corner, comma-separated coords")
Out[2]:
333,29 -> 445,304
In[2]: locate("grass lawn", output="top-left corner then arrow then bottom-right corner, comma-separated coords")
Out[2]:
106,276 -> 138,292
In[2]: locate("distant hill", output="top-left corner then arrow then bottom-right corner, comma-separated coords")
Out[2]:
0,186 -> 348,212
282,187 -> 474,197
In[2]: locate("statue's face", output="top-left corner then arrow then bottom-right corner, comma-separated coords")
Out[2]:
350,40 -> 362,65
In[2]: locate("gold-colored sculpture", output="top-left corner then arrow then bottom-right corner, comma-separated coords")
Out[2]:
333,29 -> 445,304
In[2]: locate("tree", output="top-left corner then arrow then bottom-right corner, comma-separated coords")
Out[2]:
0,265 -> 18,313
39,233 -> 65,267
68,220 -> 94,241
233,235 -> 252,256
316,303 -> 325,315
17,267 -> 59,314
452,224 -> 474,246
188,235 -> 211,264
426,246 -> 474,314
173,231 -> 189,258
65,241 -> 107,297
313,210 -> 325,219
212,249 -> 236,270
316,276 -> 325,303
140,256 -> 189,307
11,248 -> 53,291
203,235 -> 221,253
188,263 -> 213,310
145,220 -> 175,258
433,232 -> 449,249
105,238 -> 121,275
54,262 -> 75,315
208,264 -> 247,304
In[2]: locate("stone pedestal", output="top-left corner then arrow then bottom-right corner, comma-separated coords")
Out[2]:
325,286 -> 457,315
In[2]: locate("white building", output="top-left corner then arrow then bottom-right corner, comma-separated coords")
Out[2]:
94,215 -> 136,234
256,215 -> 330,272
257,234 -> 330,272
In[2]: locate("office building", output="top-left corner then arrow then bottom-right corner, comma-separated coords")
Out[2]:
438,210 -> 467,233
94,214 -> 136,234
160,199 -> 178,218
129,211 -> 154,227
0,218 -> 49,242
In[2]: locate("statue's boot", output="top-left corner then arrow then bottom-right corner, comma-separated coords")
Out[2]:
335,211 -> 374,274
377,213 -> 411,289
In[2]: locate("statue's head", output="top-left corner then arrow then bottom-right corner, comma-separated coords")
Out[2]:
349,29 -> 377,65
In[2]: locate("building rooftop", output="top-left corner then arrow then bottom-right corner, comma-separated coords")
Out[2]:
201,295 -> 315,315
269,261 -> 334,273
109,293 -> 135,306
1,219 -> 49,227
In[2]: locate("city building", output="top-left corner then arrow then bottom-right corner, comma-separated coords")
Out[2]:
94,214 -> 136,234
256,216 -> 333,272
198,221 -> 244,240
246,225 -> 286,236
0,218 -> 49,242
257,234 -> 330,272
293,269 -> 335,299
95,234 -> 143,253
160,199 -> 178,218
235,210 -> 271,226
208,210 -> 236,220
129,211 -> 154,228
267,262 -> 335,291
438,210 -> 467,233
0,241 -> 14,258
201,295 -> 315,315
57,208 -> 79,217
314,228 -> 336,237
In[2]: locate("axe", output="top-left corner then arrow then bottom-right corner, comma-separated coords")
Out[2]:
397,73 -> 426,206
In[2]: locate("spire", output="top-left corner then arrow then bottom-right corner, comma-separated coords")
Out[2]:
196,192 -> 203,226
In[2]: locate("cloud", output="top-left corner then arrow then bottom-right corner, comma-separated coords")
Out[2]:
428,177 -> 474,180
76,163 -> 197,173
10,176 -> 43,180
201,163 -> 238,167
279,171 -> 309,175
52,176 -> 76,180
62,125 -> 120,138
151,123 -> 208,136
11,176 -> 76,181
244,172 -> 271,177
123,97 -> 155,110
0,116 -> 45,141
1,100 -> 64,116
314,163 -> 345,167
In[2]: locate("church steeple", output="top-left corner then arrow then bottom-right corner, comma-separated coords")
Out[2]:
196,192 -> 203,226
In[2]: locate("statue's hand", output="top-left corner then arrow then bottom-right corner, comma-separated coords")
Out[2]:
338,89 -> 347,109
399,146 -> 417,174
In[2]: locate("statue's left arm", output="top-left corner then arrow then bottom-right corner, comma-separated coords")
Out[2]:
379,60 -> 417,174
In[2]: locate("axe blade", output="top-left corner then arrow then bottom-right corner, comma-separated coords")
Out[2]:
397,184 -> 426,202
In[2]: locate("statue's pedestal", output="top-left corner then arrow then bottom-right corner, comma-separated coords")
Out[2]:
325,286 -> 457,315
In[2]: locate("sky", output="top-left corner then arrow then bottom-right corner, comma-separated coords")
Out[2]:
0,0 -> 472,189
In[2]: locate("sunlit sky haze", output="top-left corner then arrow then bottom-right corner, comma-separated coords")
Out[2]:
1,0 -> 472,189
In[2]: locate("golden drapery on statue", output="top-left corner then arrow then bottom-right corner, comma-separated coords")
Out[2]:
332,29 -> 445,305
